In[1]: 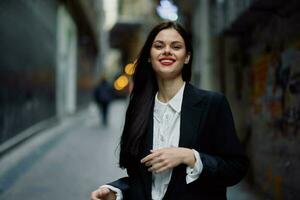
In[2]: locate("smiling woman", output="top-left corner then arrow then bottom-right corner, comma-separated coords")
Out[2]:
150,28 -> 190,81
91,21 -> 249,200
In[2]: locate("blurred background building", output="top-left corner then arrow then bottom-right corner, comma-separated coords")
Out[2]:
0,0 -> 299,199
0,0 -> 104,152
187,0 -> 300,199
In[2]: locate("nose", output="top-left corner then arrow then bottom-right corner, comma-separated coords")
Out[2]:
163,45 -> 172,55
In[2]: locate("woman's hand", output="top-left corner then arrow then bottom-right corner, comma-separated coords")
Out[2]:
141,147 -> 195,173
90,187 -> 116,200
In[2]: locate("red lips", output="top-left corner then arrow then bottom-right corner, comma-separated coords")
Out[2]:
159,57 -> 176,66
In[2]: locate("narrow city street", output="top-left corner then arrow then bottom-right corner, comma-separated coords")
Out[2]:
0,100 -> 260,200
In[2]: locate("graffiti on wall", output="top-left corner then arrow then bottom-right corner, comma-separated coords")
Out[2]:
251,48 -> 300,136
279,49 -> 300,134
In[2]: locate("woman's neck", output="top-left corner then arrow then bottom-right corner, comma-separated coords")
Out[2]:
156,77 -> 184,103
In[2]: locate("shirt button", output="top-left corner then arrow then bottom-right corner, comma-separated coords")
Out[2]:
164,114 -> 170,120
160,135 -> 164,142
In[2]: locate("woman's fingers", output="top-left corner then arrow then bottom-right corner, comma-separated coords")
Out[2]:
90,187 -> 112,200
148,160 -> 168,173
142,147 -> 186,173
141,150 -> 161,164
141,152 -> 157,163
155,164 -> 170,173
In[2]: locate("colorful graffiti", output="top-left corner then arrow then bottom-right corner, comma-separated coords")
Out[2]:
279,49 -> 300,135
251,48 -> 300,136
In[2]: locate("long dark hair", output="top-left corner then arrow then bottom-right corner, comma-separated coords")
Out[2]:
119,21 -> 193,168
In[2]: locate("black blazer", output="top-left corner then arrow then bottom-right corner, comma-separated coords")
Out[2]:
109,83 -> 249,200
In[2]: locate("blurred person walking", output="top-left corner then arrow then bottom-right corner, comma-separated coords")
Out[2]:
91,21 -> 248,200
93,76 -> 114,126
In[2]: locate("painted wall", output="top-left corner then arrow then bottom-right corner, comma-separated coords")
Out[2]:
219,12 -> 300,200
247,14 -> 300,199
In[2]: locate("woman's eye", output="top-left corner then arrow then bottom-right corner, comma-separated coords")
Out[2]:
173,46 -> 182,50
154,44 -> 163,49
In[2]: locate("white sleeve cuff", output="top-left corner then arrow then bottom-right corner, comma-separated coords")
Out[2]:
100,185 -> 123,200
186,149 -> 203,184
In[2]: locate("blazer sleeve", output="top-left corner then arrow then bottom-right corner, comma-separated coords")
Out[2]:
199,94 -> 249,187
108,176 -> 130,192
107,167 -> 134,198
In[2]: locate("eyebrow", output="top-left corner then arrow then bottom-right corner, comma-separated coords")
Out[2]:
153,40 -> 184,44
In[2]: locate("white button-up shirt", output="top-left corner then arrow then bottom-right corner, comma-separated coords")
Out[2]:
152,82 -> 203,200
103,82 -> 203,200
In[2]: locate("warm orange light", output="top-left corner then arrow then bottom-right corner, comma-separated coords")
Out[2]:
124,63 -> 135,75
114,81 -> 122,90
114,75 -> 129,90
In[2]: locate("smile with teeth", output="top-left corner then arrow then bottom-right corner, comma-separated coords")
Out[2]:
159,57 -> 176,66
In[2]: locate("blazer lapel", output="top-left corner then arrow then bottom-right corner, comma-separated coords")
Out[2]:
165,83 -> 208,197
140,84 -> 209,199
140,105 -> 154,200
180,83 -> 207,148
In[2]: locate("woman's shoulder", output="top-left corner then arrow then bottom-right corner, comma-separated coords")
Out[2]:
186,83 -> 230,110
186,83 -> 225,101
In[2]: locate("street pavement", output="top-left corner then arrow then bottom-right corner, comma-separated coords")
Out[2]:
0,100 -> 261,200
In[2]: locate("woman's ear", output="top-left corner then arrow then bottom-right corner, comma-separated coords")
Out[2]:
184,53 -> 191,64
148,58 -> 151,63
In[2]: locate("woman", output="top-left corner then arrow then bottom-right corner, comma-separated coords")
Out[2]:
91,21 -> 248,200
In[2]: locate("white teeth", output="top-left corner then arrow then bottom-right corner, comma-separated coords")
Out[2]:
160,59 -> 175,64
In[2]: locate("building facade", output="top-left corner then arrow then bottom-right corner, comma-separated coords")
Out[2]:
0,0 -> 104,154
189,0 -> 300,199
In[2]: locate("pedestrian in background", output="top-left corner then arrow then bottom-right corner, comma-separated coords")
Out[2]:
91,21 -> 248,200
93,76 -> 114,126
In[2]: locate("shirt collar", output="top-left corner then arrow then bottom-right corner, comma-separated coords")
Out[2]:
155,82 -> 185,113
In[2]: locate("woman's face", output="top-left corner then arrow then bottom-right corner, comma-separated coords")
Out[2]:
150,28 -> 190,80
